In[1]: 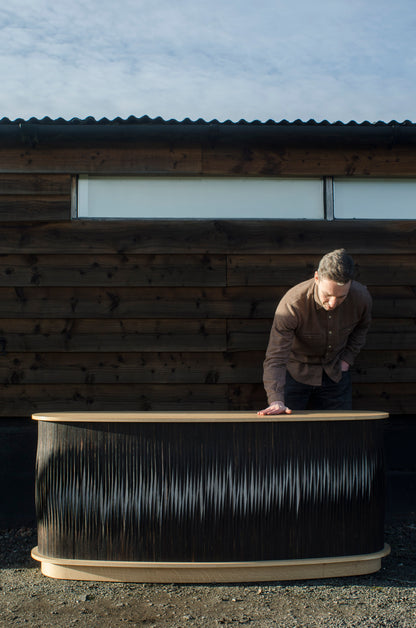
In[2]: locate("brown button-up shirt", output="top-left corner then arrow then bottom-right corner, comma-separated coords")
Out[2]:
263,278 -> 372,404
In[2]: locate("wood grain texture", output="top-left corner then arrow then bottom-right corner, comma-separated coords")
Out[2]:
31,546 -> 390,582
201,147 -> 416,177
2,350 -> 414,384
0,318 -> 227,352
0,174 -> 72,194
1,144 -> 416,175
0,196 -> 70,221
0,351 -> 260,384
0,146 -> 202,174
227,254 -> 416,286
0,220 -> 414,254
0,383 -> 231,414
0,253 -> 416,287
0,174 -> 71,220
0,286 -> 413,319
0,254 -> 226,286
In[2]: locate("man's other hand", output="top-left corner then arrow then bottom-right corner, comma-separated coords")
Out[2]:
257,401 -> 292,416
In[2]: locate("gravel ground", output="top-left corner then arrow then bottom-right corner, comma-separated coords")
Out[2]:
1,517 -> 416,628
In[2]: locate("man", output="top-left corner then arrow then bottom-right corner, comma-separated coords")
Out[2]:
257,249 -> 372,415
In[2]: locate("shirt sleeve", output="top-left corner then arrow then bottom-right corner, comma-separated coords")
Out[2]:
263,298 -> 298,404
340,287 -> 373,366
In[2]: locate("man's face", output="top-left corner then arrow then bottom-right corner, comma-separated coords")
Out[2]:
314,272 -> 351,311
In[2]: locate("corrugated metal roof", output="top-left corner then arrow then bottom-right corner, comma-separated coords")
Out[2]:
0,115 -> 414,126
0,116 -> 415,149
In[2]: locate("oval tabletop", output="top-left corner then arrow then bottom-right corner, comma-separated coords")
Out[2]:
32,410 -> 389,423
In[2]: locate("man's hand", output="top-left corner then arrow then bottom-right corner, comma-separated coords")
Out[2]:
257,401 -> 292,416
341,360 -> 350,372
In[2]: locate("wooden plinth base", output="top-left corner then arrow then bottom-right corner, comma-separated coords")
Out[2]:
31,545 -> 390,583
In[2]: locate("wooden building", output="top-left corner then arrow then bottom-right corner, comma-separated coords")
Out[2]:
0,116 -> 415,525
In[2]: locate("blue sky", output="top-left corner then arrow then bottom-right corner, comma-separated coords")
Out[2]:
0,0 -> 415,122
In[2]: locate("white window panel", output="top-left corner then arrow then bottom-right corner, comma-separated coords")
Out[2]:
334,179 -> 416,219
77,176 -> 324,219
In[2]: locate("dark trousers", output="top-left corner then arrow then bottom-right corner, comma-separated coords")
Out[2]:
284,370 -> 352,411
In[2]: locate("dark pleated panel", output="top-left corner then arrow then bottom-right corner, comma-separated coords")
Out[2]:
36,420 -> 385,562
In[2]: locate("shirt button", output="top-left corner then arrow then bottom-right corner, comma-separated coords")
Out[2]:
328,345 -> 332,349
329,330 -> 332,334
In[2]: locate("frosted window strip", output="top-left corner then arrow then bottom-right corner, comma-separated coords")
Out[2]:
334,179 -> 416,219
77,176 -> 324,219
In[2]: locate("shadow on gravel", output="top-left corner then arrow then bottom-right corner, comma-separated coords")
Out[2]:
0,527 -> 38,569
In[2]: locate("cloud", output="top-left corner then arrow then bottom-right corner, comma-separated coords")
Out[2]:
0,0 -> 415,122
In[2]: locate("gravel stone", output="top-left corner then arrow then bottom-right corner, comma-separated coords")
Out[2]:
1,517 -> 415,627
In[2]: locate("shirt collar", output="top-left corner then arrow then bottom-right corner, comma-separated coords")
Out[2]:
310,279 -> 324,310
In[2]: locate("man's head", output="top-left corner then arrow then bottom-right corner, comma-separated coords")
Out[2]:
314,249 -> 355,311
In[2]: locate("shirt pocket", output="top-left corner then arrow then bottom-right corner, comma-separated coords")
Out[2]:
293,331 -> 325,354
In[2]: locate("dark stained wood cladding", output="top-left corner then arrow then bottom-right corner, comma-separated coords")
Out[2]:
0,351 -> 261,384
202,146 -> 416,177
0,319 -> 226,352
1,146 -> 416,176
0,253 -> 413,286
0,220 -> 415,254
0,174 -> 72,194
0,285 -> 414,319
0,254 -> 226,286
227,254 -> 416,286
0,147 -> 202,175
0,165 -> 415,414
0,196 -> 70,221
0,174 -> 71,221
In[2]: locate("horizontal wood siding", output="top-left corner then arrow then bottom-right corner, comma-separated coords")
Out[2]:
0,220 -> 415,253
0,174 -> 71,221
0,164 -> 414,415
0,254 -> 226,286
1,146 -> 416,176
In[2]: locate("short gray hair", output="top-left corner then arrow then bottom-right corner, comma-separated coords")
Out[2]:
317,249 -> 355,284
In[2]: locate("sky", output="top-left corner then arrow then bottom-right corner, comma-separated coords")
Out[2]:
0,0 -> 415,123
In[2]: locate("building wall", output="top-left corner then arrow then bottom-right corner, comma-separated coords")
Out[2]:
0,137 -> 415,523
0,179 -> 414,414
